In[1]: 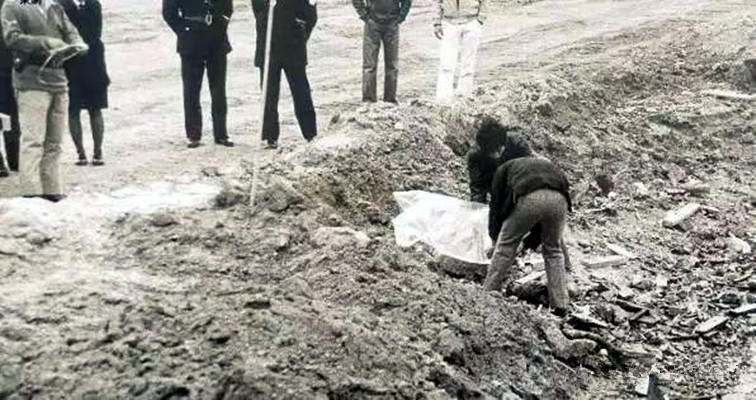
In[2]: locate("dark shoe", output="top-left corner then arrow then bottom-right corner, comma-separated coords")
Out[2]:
41,194 -> 67,203
305,136 -> 316,143
187,141 -> 201,149
0,168 -> 9,178
215,139 -> 234,147
75,158 -> 88,166
266,140 -> 278,149
92,157 -> 105,166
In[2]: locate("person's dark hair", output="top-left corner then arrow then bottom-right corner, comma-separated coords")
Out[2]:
475,117 -> 510,153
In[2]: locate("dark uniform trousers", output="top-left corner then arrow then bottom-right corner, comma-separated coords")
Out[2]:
362,20 -> 399,103
0,74 -> 19,171
181,52 -> 228,142
260,60 -> 317,142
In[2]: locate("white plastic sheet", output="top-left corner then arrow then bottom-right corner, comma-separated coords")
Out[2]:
392,191 -> 492,264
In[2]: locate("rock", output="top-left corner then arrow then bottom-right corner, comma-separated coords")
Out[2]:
244,295 -> 272,310
632,182 -> 650,199
500,389 -> 523,400
662,203 -> 700,228
567,339 -> 598,359
311,227 -> 369,250
729,304 -> 756,316
694,315 -> 729,334
263,177 -> 304,212
150,213 -> 178,228
26,231 -> 51,246
0,354 -> 22,398
582,255 -> 627,268
606,243 -> 637,259
728,234 -> 751,255
746,58 -> 756,80
634,376 -> 649,396
215,180 -> 249,208
569,308 -> 610,330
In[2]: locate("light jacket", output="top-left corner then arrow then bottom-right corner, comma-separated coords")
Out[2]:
435,0 -> 487,26
1,0 -> 85,93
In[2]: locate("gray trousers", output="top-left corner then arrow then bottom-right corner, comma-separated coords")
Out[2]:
17,90 -> 66,196
362,19 -> 399,103
484,189 -> 569,311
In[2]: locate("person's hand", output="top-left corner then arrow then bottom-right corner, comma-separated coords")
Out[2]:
42,37 -> 66,51
433,24 -> 443,39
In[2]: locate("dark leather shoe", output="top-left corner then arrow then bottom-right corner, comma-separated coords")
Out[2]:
41,194 -> 67,203
266,140 -> 278,149
0,168 -> 9,178
187,141 -> 201,148
215,139 -> 234,147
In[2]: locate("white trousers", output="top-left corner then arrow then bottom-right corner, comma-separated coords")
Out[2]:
436,20 -> 483,105
17,90 -> 67,196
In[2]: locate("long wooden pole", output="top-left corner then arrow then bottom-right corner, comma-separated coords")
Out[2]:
250,0 -> 277,206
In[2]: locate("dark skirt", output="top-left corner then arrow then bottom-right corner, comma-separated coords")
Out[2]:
65,42 -> 110,112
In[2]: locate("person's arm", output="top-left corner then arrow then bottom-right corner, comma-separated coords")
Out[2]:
488,166 -> 507,242
2,2 -> 58,55
57,5 -> 85,47
162,0 -> 183,35
477,0 -> 487,24
219,0 -> 233,28
301,0 -> 317,40
398,0 -> 411,23
352,0 -> 368,21
467,153 -> 488,204
91,1 -> 103,40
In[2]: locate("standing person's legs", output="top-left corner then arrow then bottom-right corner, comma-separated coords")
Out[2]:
1,75 -> 20,171
383,21 -> 400,103
260,62 -> 282,144
68,107 -> 86,164
362,20 -> 381,102
484,198 -> 543,291
283,64 -> 317,141
457,20 -> 482,98
89,108 -> 104,163
207,52 -> 229,142
539,191 -> 569,313
180,56 -> 205,143
436,21 -> 461,105
17,90 -> 49,196
41,93 -> 66,195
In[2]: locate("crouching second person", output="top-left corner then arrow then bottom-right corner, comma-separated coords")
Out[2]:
485,155 -> 572,315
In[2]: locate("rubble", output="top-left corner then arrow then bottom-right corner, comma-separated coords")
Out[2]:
662,203 -> 701,228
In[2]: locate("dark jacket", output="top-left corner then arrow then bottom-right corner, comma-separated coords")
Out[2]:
253,0 -> 316,68
59,0 -> 109,92
0,0 -> 12,78
352,0 -> 411,23
488,157 -> 572,241
162,0 -> 233,57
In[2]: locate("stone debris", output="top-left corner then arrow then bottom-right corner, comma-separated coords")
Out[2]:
582,255 -> 628,268
662,203 -> 701,228
694,316 -> 729,335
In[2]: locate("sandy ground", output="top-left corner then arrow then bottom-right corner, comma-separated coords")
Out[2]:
1,0 -> 755,399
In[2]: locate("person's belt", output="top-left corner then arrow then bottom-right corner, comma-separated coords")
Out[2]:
183,14 -> 230,26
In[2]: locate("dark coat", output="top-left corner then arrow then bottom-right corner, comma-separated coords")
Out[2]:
163,0 -> 233,58
488,157 -> 572,242
0,0 -> 12,78
253,0 -> 317,68
60,1 -> 109,99
467,147 -> 499,204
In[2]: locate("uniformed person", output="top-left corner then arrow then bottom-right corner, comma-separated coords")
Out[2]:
0,0 -> 19,177
253,0 -> 317,149
163,0 -> 234,148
